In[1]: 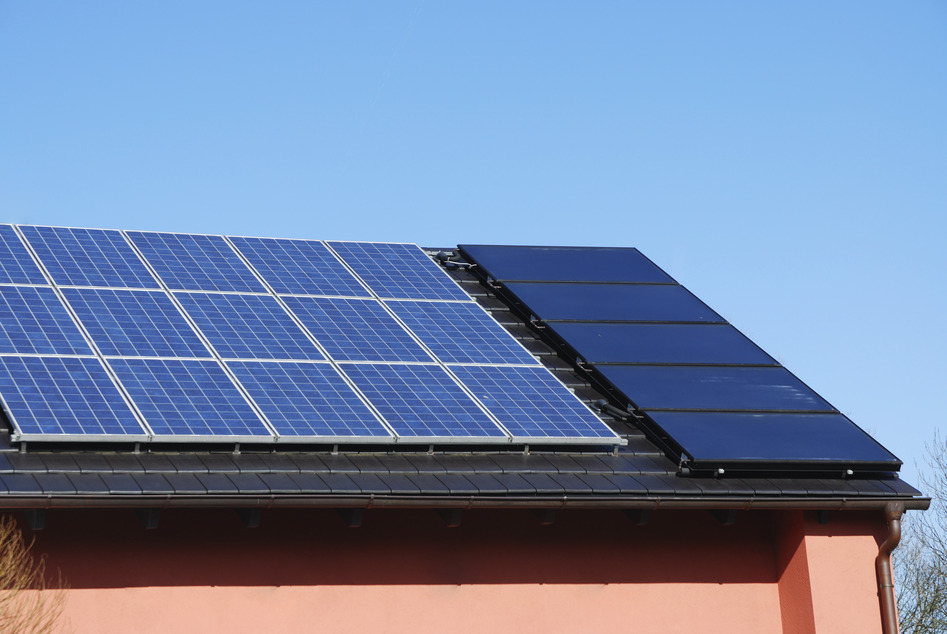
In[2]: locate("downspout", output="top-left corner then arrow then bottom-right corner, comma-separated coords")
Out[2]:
876,501 -> 904,634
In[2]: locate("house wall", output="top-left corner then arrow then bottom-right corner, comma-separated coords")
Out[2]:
21,507 -> 886,634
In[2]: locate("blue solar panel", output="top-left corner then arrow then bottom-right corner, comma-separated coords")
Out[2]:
20,225 -> 160,289
282,296 -> 430,362
328,242 -> 469,300
450,365 -> 619,442
229,236 -> 370,297
387,300 -> 538,365
108,358 -> 272,438
227,361 -> 392,438
0,356 -> 145,437
126,231 -> 266,293
595,365 -> 833,412
0,286 -> 93,355
552,323 -> 777,365
648,411 -> 900,465
174,292 -> 324,361
62,288 -> 211,358
340,363 -> 507,439
0,225 -> 46,285
459,245 -> 674,283
502,282 -> 724,323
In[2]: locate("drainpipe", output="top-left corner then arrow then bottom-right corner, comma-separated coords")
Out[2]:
876,501 -> 904,634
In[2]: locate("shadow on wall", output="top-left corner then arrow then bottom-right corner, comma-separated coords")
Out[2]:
22,507 -> 883,589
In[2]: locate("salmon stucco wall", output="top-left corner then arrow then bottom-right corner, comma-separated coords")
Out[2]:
21,507 -> 886,634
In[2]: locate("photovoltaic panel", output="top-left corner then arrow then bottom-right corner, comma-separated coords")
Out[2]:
594,365 -> 833,412
108,358 -> 272,438
229,236 -> 370,297
226,361 -> 392,438
386,300 -> 538,365
340,363 -> 507,439
282,296 -> 430,362
126,231 -> 266,293
0,225 -> 46,285
0,356 -> 145,437
174,293 -> 324,360
459,245 -> 674,284
0,286 -> 93,355
503,282 -> 724,323
20,225 -> 160,289
648,411 -> 900,466
551,322 -> 777,365
450,365 -> 620,442
328,241 -> 469,300
62,288 -> 211,358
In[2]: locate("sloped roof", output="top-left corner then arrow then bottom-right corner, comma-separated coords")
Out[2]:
0,230 -> 926,512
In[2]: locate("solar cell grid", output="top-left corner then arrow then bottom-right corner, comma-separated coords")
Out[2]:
229,237 -> 370,297
341,363 -> 507,439
126,231 -> 266,293
227,361 -> 392,438
62,288 -> 211,358
0,225 -> 46,285
0,286 -> 93,356
386,300 -> 539,365
328,241 -> 469,300
20,225 -> 160,289
175,292 -> 325,360
0,356 -> 145,437
108,358 -> 272,438
282,296 -> 430,362
450,365 -> 619,441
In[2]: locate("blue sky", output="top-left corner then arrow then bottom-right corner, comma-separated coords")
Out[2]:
1,2 -> 944,485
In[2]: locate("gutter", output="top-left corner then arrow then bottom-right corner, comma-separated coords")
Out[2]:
876,501 -> 904,634
0,494 -> 931,512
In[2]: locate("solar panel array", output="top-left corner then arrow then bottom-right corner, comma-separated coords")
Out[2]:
459,244 -> 900,471
0,226 -> 620,447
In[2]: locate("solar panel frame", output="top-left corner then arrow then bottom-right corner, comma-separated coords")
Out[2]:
594,365 -> 834,412
0,225 -> 47,285
502,282 -> 725,323
174,292 -> 325,361
226,360 -> 394,441
126,231 -> 267,293
339,363 -> 510,441
458,244 -> 675,283
0,286 -> 95,356
62,287 -> 212,359
327,241 -> 470,300
20,225 -> 161,289
229,236 -> 372,297
107,357 -> 275,440
449,365 -> 621,444
647,411 -> 901,467
282,296 -> 432,363
552,322 -> 778,365
0,355 -> 148,440
386,300 -> 540,365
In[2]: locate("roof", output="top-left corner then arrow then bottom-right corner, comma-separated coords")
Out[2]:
0,227 -> 926,513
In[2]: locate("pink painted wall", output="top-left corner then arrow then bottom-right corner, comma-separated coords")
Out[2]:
22,508 -> 886,633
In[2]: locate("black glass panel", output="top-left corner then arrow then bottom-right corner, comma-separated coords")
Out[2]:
504,282 -> 723,322
596,365 -> 832,411
552,323 -> 776,365
459,245 -> 673,283
649,411 -> 900,465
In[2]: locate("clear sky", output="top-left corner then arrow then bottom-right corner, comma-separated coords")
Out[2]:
1,2 -> 944,485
